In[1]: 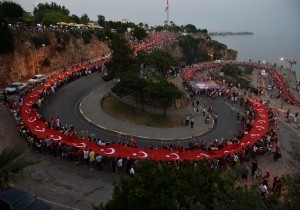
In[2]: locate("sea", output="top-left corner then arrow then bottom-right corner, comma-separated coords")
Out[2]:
212,32 -> 300,82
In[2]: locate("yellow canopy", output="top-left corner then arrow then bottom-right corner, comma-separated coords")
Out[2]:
56,22 -> 68,26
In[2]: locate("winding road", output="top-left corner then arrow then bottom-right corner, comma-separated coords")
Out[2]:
41,72 -> 241,148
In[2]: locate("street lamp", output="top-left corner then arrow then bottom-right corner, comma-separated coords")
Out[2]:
280,57 -> 297,83
280,57 -> 297,109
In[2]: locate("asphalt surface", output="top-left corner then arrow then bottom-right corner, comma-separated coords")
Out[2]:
41,72 -> 240,148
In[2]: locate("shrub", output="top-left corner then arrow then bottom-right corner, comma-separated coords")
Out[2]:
32,35 -> 50,48
0,23 -> 14,54
69,29 -> 81,39
82,31 -> 92,44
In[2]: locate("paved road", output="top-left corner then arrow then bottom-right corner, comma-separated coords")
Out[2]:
41,72 -> 240,148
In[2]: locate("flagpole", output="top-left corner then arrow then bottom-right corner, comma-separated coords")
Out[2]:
165,0 -> 169,27
167,3 -> 169,26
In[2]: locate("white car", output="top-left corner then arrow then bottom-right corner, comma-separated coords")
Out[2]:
4,82 -> 27,94
28,74 -> 47,85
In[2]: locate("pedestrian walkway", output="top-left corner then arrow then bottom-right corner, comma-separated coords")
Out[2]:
79,80 -> 214,140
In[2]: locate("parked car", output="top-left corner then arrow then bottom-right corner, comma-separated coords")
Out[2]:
266,85 -> 273,91
28,74 -> 47,85
0,187 -> 52,210
4,82 -> 27,94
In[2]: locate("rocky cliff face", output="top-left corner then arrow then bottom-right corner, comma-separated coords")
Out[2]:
0,32 -> 110,87
165,39 -> 237,62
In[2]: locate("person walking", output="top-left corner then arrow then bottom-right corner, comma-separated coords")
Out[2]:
191,116 -> 195,128
185,115 -> 190,126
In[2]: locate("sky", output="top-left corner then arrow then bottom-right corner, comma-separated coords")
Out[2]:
14,0 -> 300,32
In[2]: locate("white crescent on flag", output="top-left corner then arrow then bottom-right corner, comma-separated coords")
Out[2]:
255,126 -> 265,131
26,101 -> 34,106
101,148 -> 115,155
258,120 -> 266,124
166,153 -> 180,160
35,126 -> 45,132
133,151 -> 148,158
197,153 -> 210,158
28,117 -> 37,123
49,134 -> 62,141
72,142 -> 86,148
251,133 -> 260,138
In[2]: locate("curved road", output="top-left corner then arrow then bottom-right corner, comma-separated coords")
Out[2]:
42,72 -> 240,148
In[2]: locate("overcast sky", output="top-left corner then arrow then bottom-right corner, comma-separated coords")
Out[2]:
14,0 -> 300,33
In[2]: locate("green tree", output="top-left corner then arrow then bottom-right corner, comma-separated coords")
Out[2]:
132,26 -> 147,40
108,33 -> 136,76
184,24 -> 197,33
282,173 -> 300,208
33,2 -> 70,23
71,14 -> 80,23
0,21 -> 14,54
112,73 -> 148,110
0,145 -> 37,189
155,25 -> 164,32
0,1 -> 24,54
42,10 -> 73,26
0,1 -> 24,19
97,14 -> 106,27
80,13 -> 90,25
145,50 -> 174,74
96,160 -> 283,210
146,76 -> 181,115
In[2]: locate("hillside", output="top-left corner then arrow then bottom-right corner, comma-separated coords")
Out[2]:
0,32 -> 237,87
0,31 -> 110,87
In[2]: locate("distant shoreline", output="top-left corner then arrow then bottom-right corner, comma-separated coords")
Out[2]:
209,32 -> 254,36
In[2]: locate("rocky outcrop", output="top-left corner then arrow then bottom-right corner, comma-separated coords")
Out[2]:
165,37 -> 237,62
0,32 -> 110,87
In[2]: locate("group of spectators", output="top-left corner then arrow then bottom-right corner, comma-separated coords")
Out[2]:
1,30 -> 287,193
128,30 -> 178,53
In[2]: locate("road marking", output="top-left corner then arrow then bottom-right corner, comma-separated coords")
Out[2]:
38,197 -> 81,210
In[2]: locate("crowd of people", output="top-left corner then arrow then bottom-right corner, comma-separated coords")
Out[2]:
2,31 -> 292,199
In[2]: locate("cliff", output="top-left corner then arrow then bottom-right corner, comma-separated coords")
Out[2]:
0,32 -> 110,87
164,36 -> 237,64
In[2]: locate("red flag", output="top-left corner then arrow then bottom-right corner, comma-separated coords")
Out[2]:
165,0 -> 169,13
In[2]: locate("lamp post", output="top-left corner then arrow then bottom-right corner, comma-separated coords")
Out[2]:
280,57 -> 297,83
280,57 -> 297,109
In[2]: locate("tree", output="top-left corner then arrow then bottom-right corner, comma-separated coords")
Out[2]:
0,1 -> 24,19
0,145 -> 37,189
95,160 -> 283,210
109,33 -> 136,75
0,1 -> 24,54
132,26 -> 147,40
97,14 -> 106,27
95,131 -> 300,209
184,24 -> 197,33
42,10 -> 73,26
146,76 -> 182,115
33,2 -> 70,23
145,50 -> 174,74
80,13 -> 90,25
282,173 -> 300,208
71,14 -> 80,23
112,74 -> 148,110
155,26 -> 164,32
